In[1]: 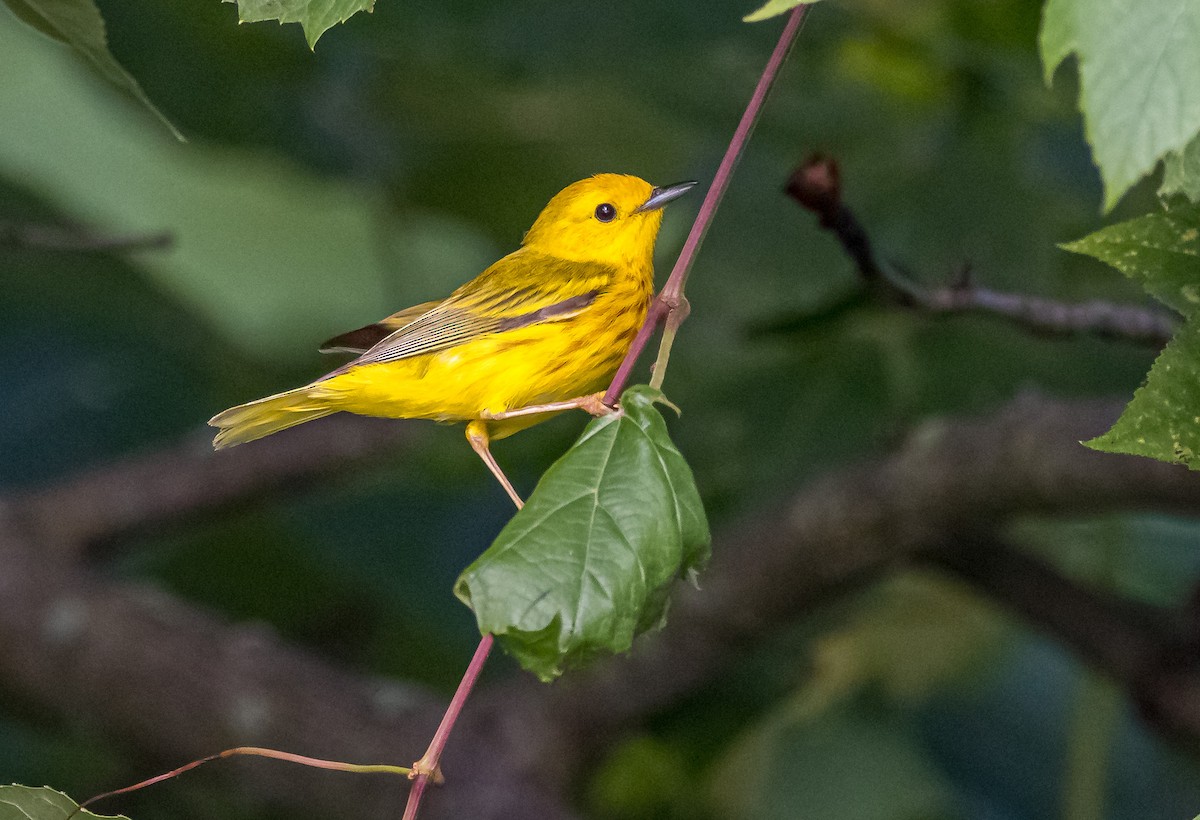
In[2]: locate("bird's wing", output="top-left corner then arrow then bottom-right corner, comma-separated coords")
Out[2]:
350,252 -> 617,366
319,301 -> 442,354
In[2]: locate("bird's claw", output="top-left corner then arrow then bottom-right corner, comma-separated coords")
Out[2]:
579,392 -> 617,417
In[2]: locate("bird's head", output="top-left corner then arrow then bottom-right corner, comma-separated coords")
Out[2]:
521,174 -> 695,268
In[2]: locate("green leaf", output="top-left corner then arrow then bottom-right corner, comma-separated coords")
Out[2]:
1063,204 -> 1200,468
742,0 -> 820,24
1086,320 -> 1200,468
1040,0 -> 1200,210
455,386 -> 710,682
1061,204 -> 1200,317
0,785 -> 129,820
225,0 -> 375,49
1162,132 -> 1200,203
1,0 -> 182,141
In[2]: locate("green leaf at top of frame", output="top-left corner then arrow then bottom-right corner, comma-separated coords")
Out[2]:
0,785 -> 129,820
1,0 -> 182,141
225,0 -> 375,50
455,386 -> 710,682
1062,204 -> 1200,469
743,0 -> 821,24
1040,0 -> 1200,211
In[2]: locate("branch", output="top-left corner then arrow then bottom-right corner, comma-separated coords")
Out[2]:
0,515 -> 572,820
783,156 -> 1178,346
926,537 -> 1200,744
6,395 -> 1200,820
0,221 -> 173,253
8,414 -> 417,554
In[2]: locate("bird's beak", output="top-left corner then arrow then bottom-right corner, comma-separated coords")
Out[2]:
634,180 -> 698,213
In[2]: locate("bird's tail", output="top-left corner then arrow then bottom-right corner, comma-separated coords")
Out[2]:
208,386 -> 335,449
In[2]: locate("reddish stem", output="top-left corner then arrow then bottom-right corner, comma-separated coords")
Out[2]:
77,747 -> 410,817
603,301 -> 671,405
403,9 -> 813,817
603,4 -> 810,405
402,633 -> 496,819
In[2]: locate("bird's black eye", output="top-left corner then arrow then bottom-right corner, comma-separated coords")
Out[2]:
594,203 -> 616,222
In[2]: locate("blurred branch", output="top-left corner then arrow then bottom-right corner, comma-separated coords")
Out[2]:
0,516 -> 571,820
781,156 -> 1178,346
0,221 -> 173,253
927,536 -> 1200,746
5,395 -> 1200,820
9,415 -> 416,553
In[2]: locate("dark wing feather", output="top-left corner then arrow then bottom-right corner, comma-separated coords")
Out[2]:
319,301 -> 441,354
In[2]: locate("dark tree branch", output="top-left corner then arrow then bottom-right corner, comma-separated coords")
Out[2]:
4,396 -> 1200,820
927,537 -> 1200,747
9,414 -> 417,554
0,517 -> 571,820
0,221 -> 173,254
783,156 -> 1178,346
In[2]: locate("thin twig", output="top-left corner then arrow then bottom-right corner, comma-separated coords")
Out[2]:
783,156 -> 1178,346
78,746 -> 411,817
415,12 -> 812,815
603,4 -> 811,404
0,221 -> 173,253
402,471 -> 522,817
402,635 -> 496,819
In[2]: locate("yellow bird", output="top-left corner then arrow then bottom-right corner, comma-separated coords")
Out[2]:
209,174 -> 695,505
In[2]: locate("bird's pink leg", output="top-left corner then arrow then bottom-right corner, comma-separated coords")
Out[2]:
465,420 -> 524,509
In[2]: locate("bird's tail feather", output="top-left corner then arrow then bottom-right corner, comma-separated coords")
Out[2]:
209,387 -> 335,449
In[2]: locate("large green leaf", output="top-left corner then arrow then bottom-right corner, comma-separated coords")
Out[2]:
456,386 -> 710,682
742,0 -> 821,24
1063,205 -> 1200,468
1040,0 -> 1200,210
1,0 -> 181,140
0,785 -> 128,820
225,0 -> 375,49
1162,133 -> 1200,204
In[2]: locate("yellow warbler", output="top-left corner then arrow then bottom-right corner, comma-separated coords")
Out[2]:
208,174 -> 695,503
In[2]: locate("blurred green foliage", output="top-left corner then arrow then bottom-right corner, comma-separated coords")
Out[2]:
0,0 -> 181,139
2,0 -> 1199,818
